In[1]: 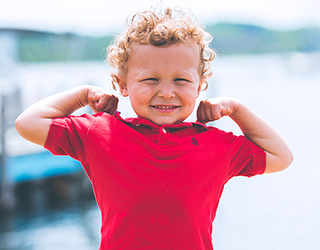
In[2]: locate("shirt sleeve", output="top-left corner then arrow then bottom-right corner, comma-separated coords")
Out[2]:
219,130 -> 266,180
44,114 -> 95,177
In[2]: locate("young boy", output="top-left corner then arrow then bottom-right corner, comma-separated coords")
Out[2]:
15,8 -> 293,250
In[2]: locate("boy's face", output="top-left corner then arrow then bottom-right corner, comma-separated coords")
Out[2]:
118,43 -> 204,125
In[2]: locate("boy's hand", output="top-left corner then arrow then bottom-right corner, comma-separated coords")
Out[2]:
87,87 -> 119,114
196,97 -> 237,123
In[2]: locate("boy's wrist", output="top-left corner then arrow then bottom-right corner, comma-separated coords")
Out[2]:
75,85 -> 93,107
228,99 -> 246,121
51,85 -> 93,115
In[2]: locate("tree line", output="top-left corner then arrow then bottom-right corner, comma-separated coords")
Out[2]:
5,23 -> 319,62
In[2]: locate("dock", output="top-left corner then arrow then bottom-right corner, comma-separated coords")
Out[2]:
0,84 -> 91,212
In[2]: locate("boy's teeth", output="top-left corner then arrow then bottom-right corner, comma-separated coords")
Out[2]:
154,106 -> 175,109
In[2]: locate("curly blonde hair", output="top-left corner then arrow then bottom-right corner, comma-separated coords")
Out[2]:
107,8 -> 215,91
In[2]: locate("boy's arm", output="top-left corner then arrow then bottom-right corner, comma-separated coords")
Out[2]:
15,85 -> 118,146
197,97 -> 293,173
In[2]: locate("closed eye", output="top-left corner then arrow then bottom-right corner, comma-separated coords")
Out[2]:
141,78 -> 158,82
174,78 -> 191,82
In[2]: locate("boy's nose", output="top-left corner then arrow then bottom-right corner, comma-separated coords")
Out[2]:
157,82 -> 175,99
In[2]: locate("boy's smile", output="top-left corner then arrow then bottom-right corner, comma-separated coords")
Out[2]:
118,43 -> 204,125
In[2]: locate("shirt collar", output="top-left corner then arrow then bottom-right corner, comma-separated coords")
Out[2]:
114,111 -> 207,131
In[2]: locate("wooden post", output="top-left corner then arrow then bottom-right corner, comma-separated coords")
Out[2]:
0,30 -> 19,211
0,93 -> 15,210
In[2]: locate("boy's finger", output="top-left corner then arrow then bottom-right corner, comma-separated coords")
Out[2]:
109,97 -> 119,114
196,102 -> 207,123
204,104 -> 213,122
210,106 -> 222,121
103,96 -> 119,114
95,95 -> 115,110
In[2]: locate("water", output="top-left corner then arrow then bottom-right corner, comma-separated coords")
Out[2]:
209,53 -> 320,250
1,53 -> 319,249
0,201 -> 101,250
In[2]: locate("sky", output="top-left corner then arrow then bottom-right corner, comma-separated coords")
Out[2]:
0,0 -> 319,35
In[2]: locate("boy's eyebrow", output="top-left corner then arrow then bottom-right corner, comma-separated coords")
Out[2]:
135,72 -> 197,82
134,69 -> 197,77
134,70 -> 157,79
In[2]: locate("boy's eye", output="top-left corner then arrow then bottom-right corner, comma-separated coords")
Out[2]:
141,78 -> 158,82
175,78 -> 191,83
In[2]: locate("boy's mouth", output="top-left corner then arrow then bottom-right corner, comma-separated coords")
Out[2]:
152,105 -> 179,109
150,105 -> 180,112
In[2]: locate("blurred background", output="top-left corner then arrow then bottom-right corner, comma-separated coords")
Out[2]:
0,0 -> 319,249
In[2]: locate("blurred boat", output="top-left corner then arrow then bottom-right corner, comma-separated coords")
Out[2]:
286,51 -> 320,73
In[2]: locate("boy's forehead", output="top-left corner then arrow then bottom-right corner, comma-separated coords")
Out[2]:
124,43 -> 202,79
128,42 -> 201,64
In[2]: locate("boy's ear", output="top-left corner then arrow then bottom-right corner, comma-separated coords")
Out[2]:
196,78 -> 205,97
116,75 -> 129,97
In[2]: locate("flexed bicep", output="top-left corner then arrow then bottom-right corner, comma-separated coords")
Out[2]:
15,105 -> 52,146
15,85 -> 114,146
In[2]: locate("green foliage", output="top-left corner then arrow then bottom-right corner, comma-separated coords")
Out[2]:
17,31 -> 113,62
206,23 -> 320,55
14,23 -> 320,62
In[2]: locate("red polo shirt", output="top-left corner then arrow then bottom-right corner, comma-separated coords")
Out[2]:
45,111 -> 266,250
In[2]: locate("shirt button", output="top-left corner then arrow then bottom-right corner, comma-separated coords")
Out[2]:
162,127 -> 167,134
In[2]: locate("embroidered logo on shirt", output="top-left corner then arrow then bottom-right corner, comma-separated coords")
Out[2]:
192,137 -> 199,146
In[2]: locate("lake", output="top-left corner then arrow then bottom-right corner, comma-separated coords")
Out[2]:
1,52 -> 319,249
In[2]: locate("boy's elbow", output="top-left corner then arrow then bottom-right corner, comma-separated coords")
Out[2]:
15,114 -> 31,140
15,114 -> 50,146
265,151 -> 294,173
286,151 -> 294,167
279,151 -> 294,171
15,114 -> 25,137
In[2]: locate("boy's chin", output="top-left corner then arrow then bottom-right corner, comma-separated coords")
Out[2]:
136,114 -> 188,126
149,118 -> 185,126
